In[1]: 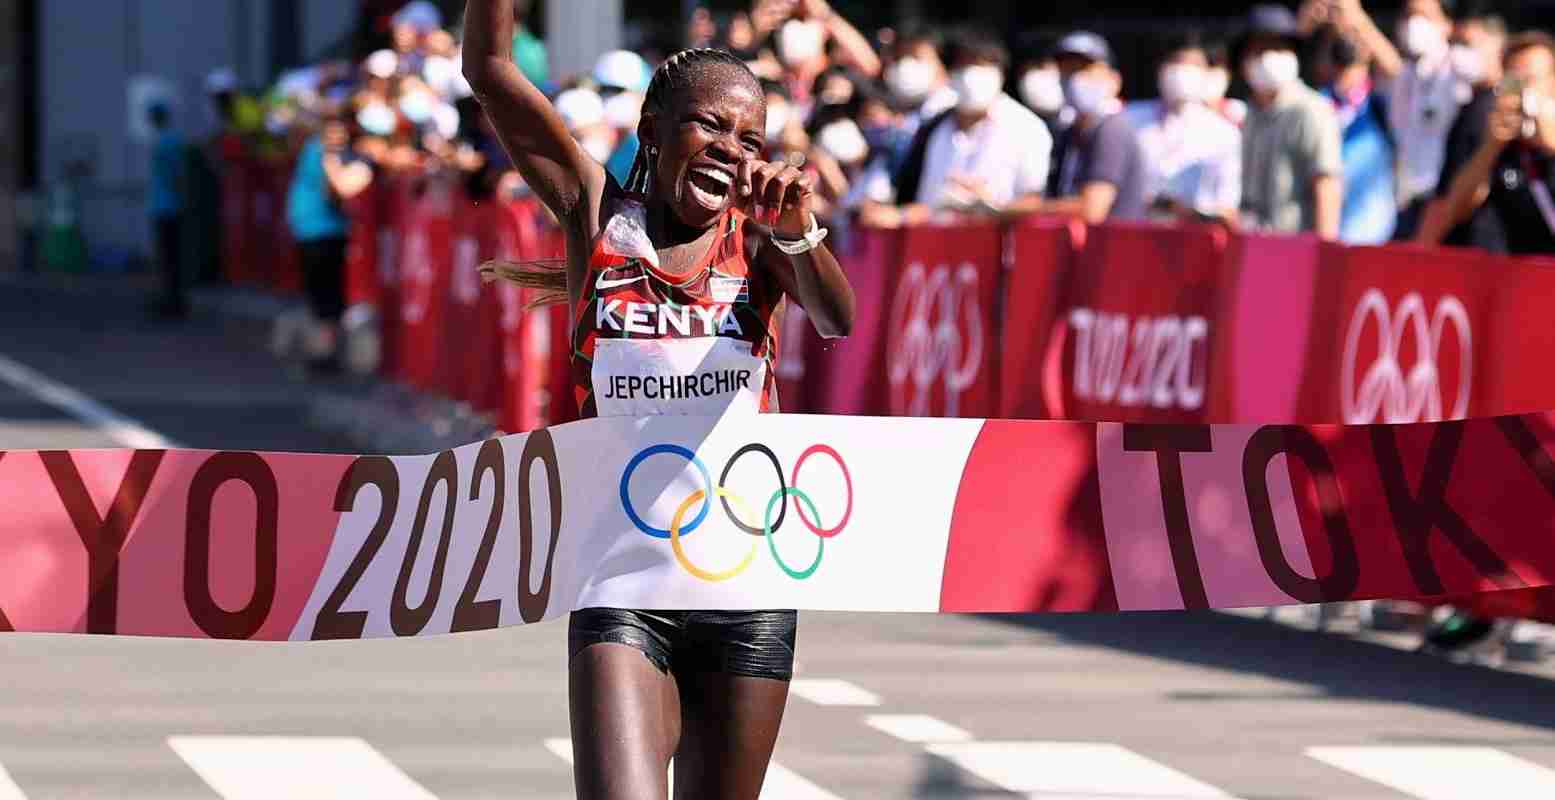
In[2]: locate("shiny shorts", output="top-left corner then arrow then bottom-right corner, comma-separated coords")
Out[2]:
568,608 -> 797,682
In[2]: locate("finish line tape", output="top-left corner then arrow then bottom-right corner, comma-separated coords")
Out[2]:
1,413 -> 1552,640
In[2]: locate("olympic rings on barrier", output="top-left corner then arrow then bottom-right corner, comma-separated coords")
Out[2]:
621,442 -> 852,581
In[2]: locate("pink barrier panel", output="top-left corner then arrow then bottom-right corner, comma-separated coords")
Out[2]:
396,181 -> 458,393
998,218 -> 1079,420
343,182 -> 384,310
777,226 -> 902,415
1040,221 -> 1227,424
1211,233 -> 1323,422
883,223 -> 1003,418
1478,255 -> 1555,417
1296,242 -> 1494,425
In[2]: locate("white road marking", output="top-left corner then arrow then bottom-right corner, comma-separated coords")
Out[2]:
865,714 -> 972,744
788,679 -> 881,707
1307,746 -> 1555,799
544,738 -> 844,799
925,741 -> 1240,798
0,763 -> 28,800
167,736 -> 437,799
0,354 -> 176,449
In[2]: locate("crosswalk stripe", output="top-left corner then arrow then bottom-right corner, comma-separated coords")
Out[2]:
925,741 -> 1241,798
865,714 -> 972,744
543,738 -> 844,799
167,736 -> 438,800
0,763 -> 28,800
788,679 -> 882,707
1307,746 -> 1555,799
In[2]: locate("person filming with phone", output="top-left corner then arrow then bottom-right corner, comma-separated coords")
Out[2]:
1437,32 -> 1555,255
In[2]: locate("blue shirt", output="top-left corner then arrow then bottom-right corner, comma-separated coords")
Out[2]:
1326,89 -> 1397,245
149,131 -> 184,219
286,137 -> 350,242
606,132 -> 640,187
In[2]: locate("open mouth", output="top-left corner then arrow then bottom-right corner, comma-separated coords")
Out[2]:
685,165 -> 734,211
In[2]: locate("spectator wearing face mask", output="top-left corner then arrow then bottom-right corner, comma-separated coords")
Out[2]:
884,28 -> 958,122
865,29 -> 1050,227
552,87 -> 617,168
768,0 -> 882,114
1204,41 -> 1249,127
1238,5 -> 1343,240
1044,31 -> 1148,223
1417,10 -> 1509,247
1325,0 -> 1473,239
1309,26 -> 1397,244
1017,54 -> 1072,137
1437,32 -> 1555,255
1127,31 -> 1242,225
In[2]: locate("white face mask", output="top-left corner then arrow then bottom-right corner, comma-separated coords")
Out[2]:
952,65 -> 1004,113
398,90 -> 437,124
817,119 -> 869,165
887,57 -> 937,102
1449,44 -> 1485,84
1064,73 -> 1114,116
1203,68 -> 1231,102
765,103 -> 790,142
1159,63 -> 1205,106
357,102 -> 398,136
1400,15 -> 1448,59
779,20 -> 826,67
580,133 -> 616,164
1020,68 -> 1065,114
1245,50 -> 1300,94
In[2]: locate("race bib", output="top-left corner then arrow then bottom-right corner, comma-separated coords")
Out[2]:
592,337 -> 767,417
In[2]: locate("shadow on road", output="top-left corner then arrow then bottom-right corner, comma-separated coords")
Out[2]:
977,611 -> 1555,735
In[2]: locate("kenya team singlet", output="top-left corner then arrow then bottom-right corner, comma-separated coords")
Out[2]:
571,208 -> 785,419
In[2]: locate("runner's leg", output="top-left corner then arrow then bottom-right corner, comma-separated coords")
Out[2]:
569,643 -> 682,800
672,673 -> 790,800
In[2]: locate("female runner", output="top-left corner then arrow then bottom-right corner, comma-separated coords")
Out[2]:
461,2 -> 856,798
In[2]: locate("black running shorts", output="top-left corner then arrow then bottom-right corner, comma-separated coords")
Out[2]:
567,608 -> 797,682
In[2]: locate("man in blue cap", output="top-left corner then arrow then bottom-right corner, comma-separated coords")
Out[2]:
1044,31 -> 1148,223
1238,4 -> 1343,240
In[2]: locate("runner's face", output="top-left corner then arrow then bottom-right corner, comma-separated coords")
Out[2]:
647,69 -> 766,229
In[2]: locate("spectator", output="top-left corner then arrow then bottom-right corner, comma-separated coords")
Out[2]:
885,27 -> 957,121
1238,5 -> 1343,240
1437,31 -> 1555,255
286,114 -> 373,373
1203,40 -> 1248,127
592,50 -> 652,184
1046,31 -> 1148,222
1417,10 -> 1509,246
1310,25 -> 1397,244
869,29 -> 1050,226
147,103 -> 188,320
765,0 -> 882,113
1127,31 -> 1241,225
1329,0 -> 1475,239
1017,53 -> 1072,137
509,0 -> 549,87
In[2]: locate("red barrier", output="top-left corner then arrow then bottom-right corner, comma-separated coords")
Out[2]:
998,219 -> 1079,420
1042,221 -> 1227,424
395,180 -> 459,392
883,223 -> 1003,418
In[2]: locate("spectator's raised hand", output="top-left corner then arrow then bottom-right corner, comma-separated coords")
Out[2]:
751,0 -> 797,39
1296,0 -> 1336,35
1488,88 -> 1526,148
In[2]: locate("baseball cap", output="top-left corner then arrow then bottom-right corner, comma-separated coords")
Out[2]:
1244,4 -> 1300,40
392,1 -> 443,34
1054,31 -> 1114,67
593,50 -> 651,93
554,88 -> 606,132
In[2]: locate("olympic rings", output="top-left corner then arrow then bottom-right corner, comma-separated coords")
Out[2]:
620,445 -> 713,540
765,488 -> 824,580
671,489 -> 760,582
620,442 -> 852,581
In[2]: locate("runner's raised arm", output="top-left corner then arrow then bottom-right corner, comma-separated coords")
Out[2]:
461,0 -> 606,224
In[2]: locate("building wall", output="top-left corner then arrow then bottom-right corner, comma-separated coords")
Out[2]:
34,0 -> 353,260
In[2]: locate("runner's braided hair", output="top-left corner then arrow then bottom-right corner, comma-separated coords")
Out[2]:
481,48 -> 762,306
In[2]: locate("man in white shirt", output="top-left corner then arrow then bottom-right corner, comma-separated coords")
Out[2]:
864,29 -> 1051,226
1126,31 -> 1243,224
1323,0 -> 1475,238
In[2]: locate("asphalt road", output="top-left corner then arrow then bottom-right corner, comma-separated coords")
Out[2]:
1,275 -> 1552,799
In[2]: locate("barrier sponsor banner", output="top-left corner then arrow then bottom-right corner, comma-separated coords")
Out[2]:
397,181 -> 457,392
1299,243 -> 1492,426
884,224 -> 1002,418
3,412 -> 1553,640
1044,222 -> 1226,424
